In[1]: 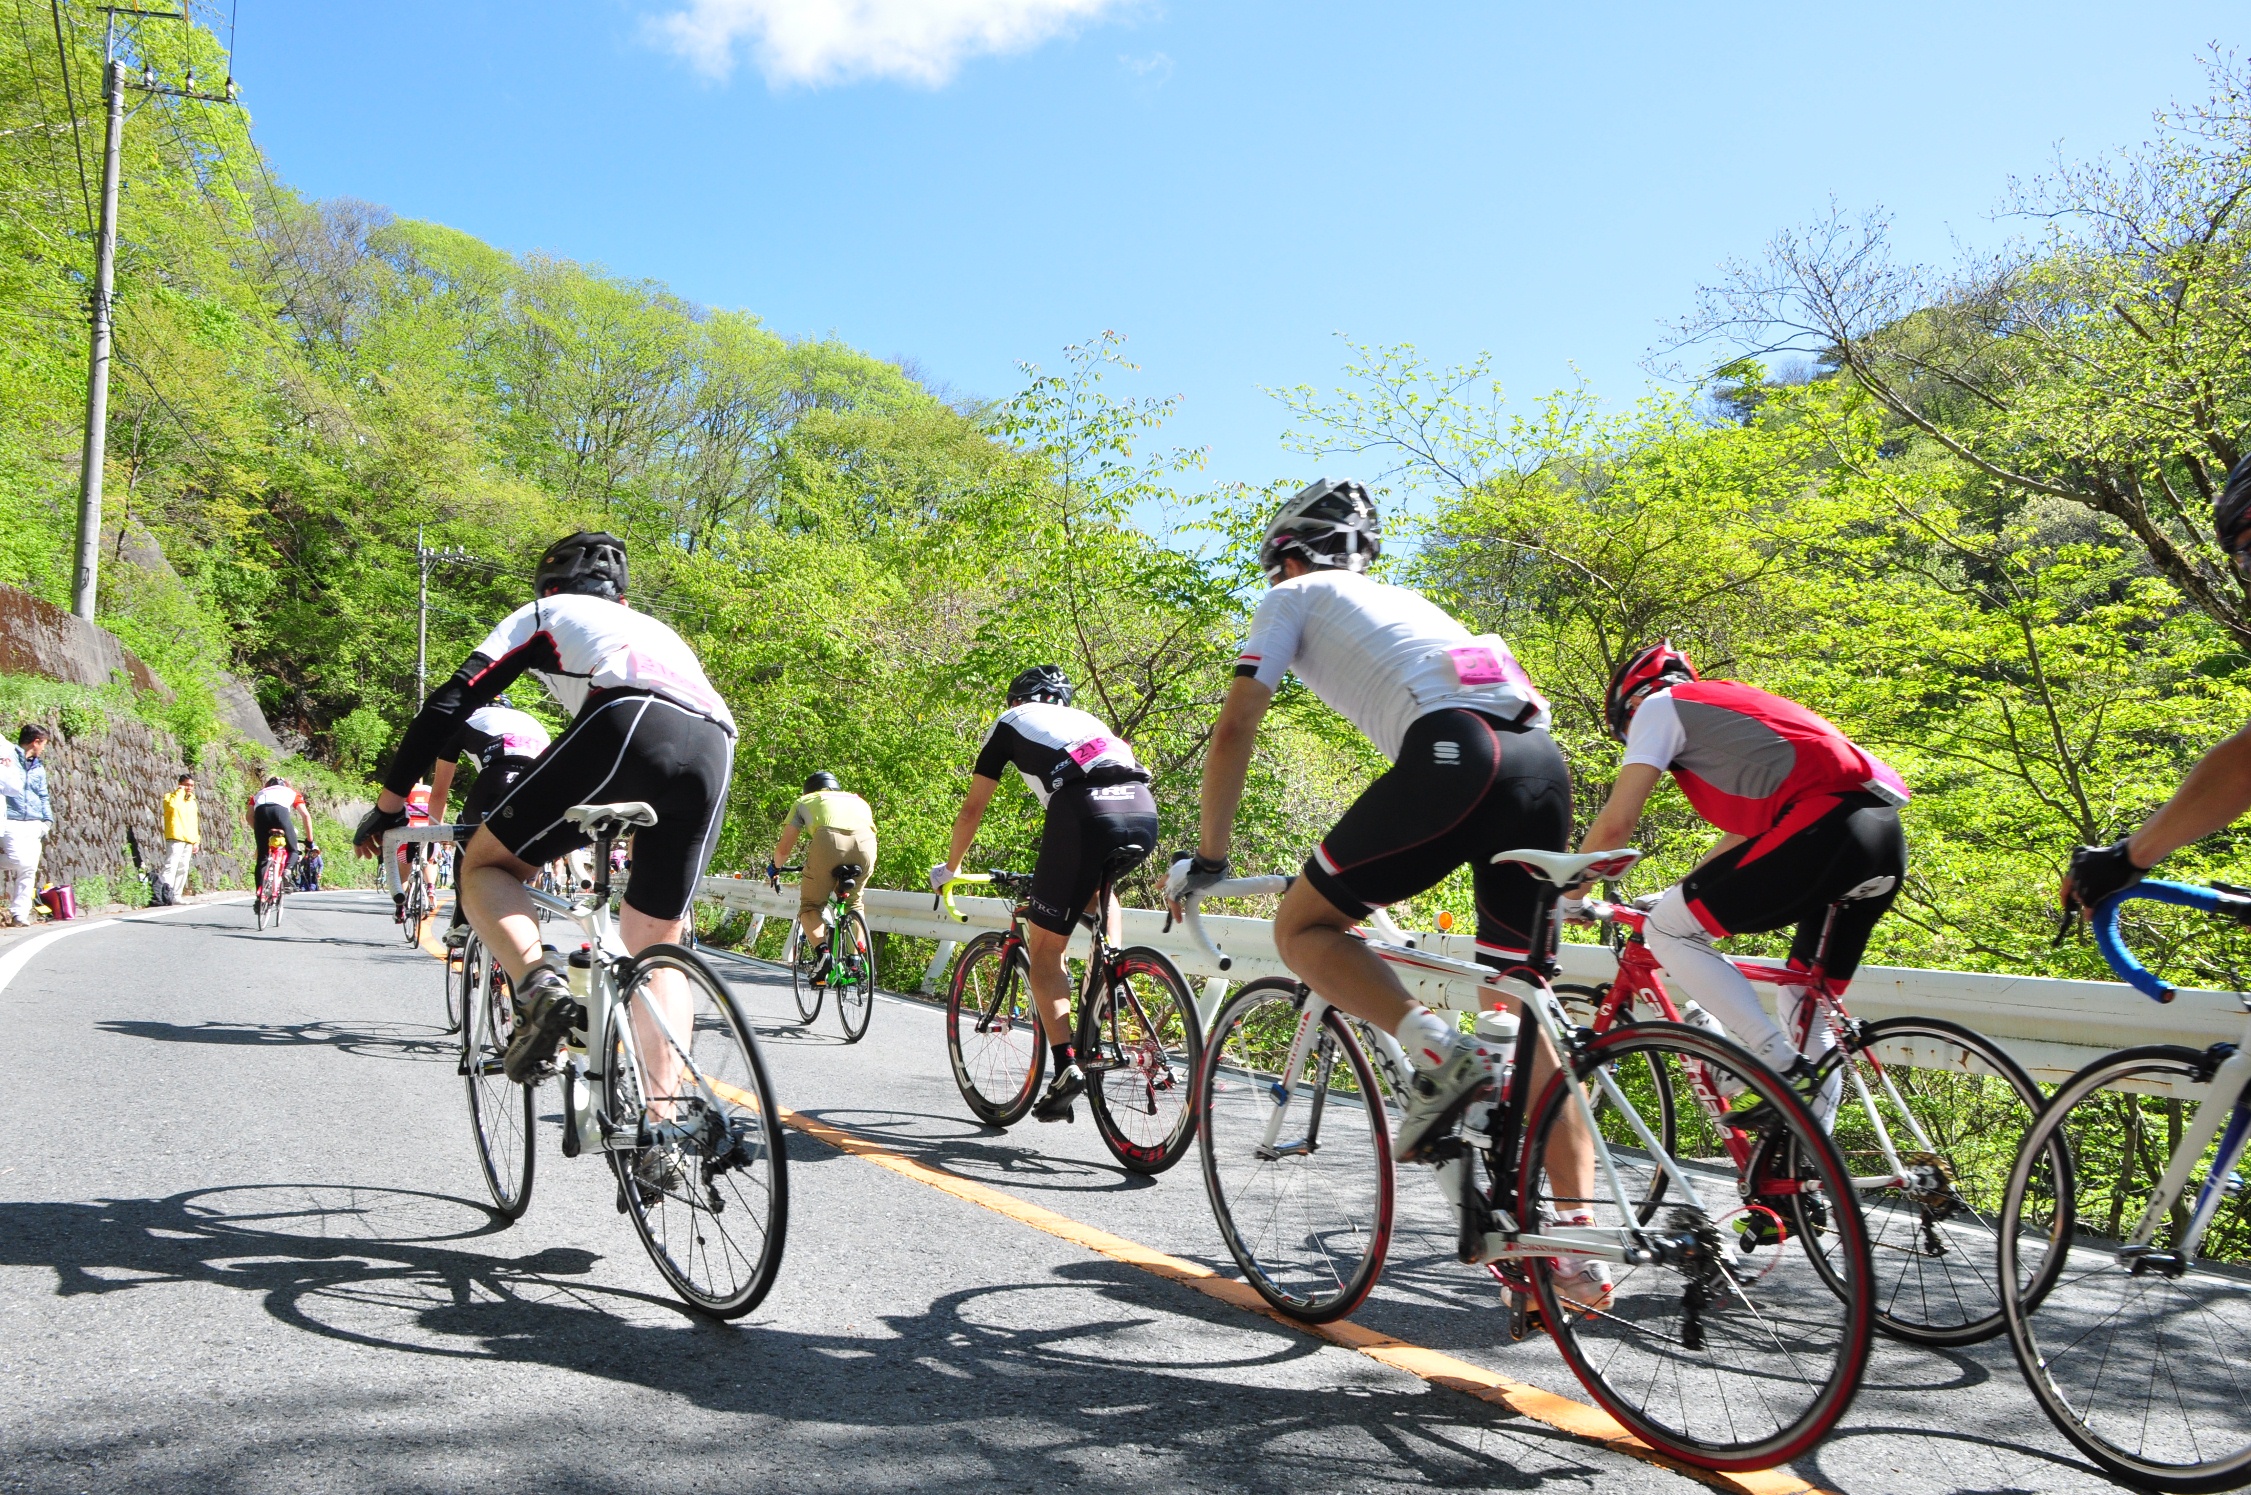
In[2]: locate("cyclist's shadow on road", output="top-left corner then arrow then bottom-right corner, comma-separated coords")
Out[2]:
1,1181 -> 1621,1492
94,1018 -> 455,1062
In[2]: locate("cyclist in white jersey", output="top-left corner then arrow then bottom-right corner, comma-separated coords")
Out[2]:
430,698 -> 554,945
1168,479 -> 1604,1304
932,664 -> 1158,1122
354,532 -> 737,1090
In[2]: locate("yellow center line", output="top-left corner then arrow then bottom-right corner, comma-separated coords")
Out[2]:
416,929 -> 1819,1495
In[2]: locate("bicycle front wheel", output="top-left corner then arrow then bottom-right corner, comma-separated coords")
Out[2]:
788,922 -> 823,1025
946,932 -> 1043,1126
607,944 -> 788,1319
1999,1045 -> 2251,1493
1557,983 -> 1675,1224
1803,1015 -> 2052,1346
460,937 -> 534,1217
1523,1021 -> 1873,1472
403,876 -> 429,945
1081,947 -> 1202,1174
834,910 -> 874,1044
443,934 -> 469,1035
1200,977 -> 1395,1322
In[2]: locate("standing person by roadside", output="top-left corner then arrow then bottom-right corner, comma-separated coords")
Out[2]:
157,773 -> 199,904
1,725 -> 53,926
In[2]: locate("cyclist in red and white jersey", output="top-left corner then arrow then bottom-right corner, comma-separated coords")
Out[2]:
1170,479 -> 1603,1301
1574,642 -> 1909,1121
355,531 -> 736,1088
246,777 -> 315,893
932,664 -> 1158,1122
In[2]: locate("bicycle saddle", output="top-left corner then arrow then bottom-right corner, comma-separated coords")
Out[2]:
833,862 -> 865,886
1102,843 -> 1148,875
1491,847 -> 1641,886
565,801 -> 659,835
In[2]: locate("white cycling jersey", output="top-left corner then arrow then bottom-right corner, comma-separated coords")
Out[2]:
250,783 -> 305,812
1234,569 -> 1549,761
451,704 -> 553,767
470,594 -> 734,734
973,701 -> 1142,807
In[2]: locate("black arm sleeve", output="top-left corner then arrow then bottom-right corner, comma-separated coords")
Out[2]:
379,639 -> 556,797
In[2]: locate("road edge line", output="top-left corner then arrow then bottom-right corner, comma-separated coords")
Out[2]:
776,1105 -> 1824,1495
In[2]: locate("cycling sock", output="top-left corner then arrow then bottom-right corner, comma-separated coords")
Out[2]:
1644,889 -> 1798,1071
1050,1041 -> 1076,1072
1395,1005 -> 1457,1073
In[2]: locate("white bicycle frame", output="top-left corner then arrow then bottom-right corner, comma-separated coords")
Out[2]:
2123,1013 -> 2251,1262
1180,871 -> 1718,1269
384,822 -> 737,1162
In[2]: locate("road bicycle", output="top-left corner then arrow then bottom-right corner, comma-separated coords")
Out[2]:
1181,848 -> 1875,1474
1565,892 -> 2055,1346
388,805 -> 789,1319
398,841 -> 433,945
938,850 -> 1202,1174
769,859 -> 876,1043
253,830 -> 289,931
1998,880 -> 2251,1492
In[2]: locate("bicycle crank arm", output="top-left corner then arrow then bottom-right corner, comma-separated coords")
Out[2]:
1470,1232 -> 1651,1266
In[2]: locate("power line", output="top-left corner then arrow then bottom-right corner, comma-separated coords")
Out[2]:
45,0 -> 94,234
8,0 -> 81,226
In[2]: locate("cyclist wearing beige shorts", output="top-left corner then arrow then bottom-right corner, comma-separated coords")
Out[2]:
773,771 -> 877,956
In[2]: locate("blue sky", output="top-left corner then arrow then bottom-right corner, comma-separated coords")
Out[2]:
225,0 -> 2239,499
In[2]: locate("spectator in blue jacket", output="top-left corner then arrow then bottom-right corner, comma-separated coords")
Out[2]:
2,725 -> 52,924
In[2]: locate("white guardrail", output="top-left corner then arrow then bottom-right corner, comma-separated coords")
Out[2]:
696,873 -> 2250,1090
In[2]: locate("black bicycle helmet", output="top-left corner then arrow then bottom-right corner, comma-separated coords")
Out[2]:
803,771 -> 839,793
1257,478 -> 1382,582
534,531 -> 628,601
1006,664 -> 1073,706
2216,454 -> 2251,577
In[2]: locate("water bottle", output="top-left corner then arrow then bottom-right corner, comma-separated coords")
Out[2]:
567,944 -> 594,999
1459,1010 -> 1518,1133
1679,1002 -> 1745,1098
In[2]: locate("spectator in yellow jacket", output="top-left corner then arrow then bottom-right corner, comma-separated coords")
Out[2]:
158,773 -> 198,904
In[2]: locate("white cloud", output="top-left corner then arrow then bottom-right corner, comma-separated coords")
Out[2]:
654,0 -> 1131,87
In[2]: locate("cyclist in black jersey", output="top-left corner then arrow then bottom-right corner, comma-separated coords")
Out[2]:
932,665 -> 1158,1121
354,532 -> 736,1087
428,698 -> 554,947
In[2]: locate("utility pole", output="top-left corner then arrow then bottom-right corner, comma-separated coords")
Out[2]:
69,7 -> 235,621
414,530 -> 484,705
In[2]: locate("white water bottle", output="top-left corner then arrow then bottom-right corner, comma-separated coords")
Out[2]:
1678,1002 -> 1746,1098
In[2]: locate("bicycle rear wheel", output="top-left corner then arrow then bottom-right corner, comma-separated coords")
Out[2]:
1522,1021 -> 1872,1472
1082,946 -> 1202,1174
607,944 -> 788,1319
402,873 -> 429,945
1999,1046 -> 2251,1493
946,932 -> 1043,1126
443,934 -> 469,1035
1200,977 -> 1395,1322
834,909 -> 874,1044
788,922 -> 823,1025
460,937 -> 534,1218
1799,1015 -> 2051,1346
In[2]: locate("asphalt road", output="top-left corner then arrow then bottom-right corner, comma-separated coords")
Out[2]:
0,892 -> 2136,1493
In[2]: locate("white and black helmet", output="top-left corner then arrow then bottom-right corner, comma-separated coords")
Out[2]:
1258,478 -> 1381,582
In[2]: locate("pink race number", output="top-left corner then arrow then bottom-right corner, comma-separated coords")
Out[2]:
1067,735 -> 1112,766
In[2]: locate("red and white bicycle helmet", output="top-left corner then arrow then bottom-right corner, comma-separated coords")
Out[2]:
1604,640 -> 1697,741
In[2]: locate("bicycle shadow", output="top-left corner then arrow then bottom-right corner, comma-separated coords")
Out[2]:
93,1018 -> 455,1062
0,1182 -> 1625,1494
787,1106 -> 1159,1195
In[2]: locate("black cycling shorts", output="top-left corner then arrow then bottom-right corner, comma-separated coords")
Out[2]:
251,803 -> 296,882
1027,778 -> 1159,936
482,691 -> 733,921
1305,709 -> 1571,966
459,754 -> 536,829
1681,791 -> 1906,981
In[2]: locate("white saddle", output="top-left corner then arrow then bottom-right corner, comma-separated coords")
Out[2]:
1490,847 -> 1641,886
565,801 -> 658,834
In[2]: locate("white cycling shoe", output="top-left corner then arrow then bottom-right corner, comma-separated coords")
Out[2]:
1550,1256 -> 1614,1312
1394,1034 -> 1494,1162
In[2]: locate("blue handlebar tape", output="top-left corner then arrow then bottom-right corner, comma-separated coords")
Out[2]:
2093,880 -> 2234,1003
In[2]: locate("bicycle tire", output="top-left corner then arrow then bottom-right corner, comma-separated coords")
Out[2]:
946,932 -> 1044,1126
1795,1014 -> 2054,1346
789,922 -> 823,1025
1522,1021 -> 1873,1472
835,909 -> 874,1044
1200,977 -> 1395,1322
1081,946 -> 1202,1174
443,933 -> 468,1035
460,937 -> 535,1218
402,873 -> 429,945
606,943 -> 789,1319
1998,1044 -> 2251,1493
1557,983 -> 1677,1224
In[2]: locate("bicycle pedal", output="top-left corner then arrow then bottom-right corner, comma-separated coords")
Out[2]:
1035,1104 -> 1075,1124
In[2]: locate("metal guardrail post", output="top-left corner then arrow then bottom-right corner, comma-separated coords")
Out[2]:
1196,976 -> 1228,1030
920,939 -> 956,996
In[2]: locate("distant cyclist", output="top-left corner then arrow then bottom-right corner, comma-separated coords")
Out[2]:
1572,641 -> 1909,1126
428,696 -> 554,946
772,771 -> 877,978
932,664 -> 1157,1123
393,780 -> 436,923
2065,455 -> 2251,917
354,531 -> 737,1089
1166,479 -> 1601,1301
245,777 -> 315,895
